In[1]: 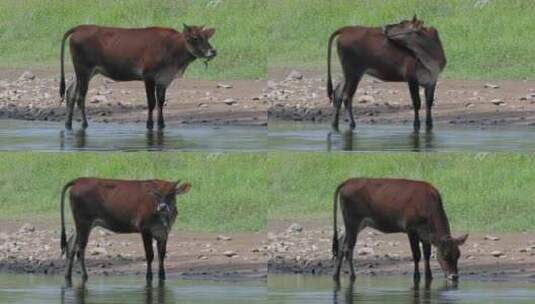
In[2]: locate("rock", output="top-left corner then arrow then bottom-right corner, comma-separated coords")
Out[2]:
216,235 -> 232,241
90,95 -> 108,104
217,83 -> 233,89
465,103 -> 475,108
19,71 -> 35,81
19,223 -> 35,233
484,235 -> 500,241
491,99 -> 505,106
285,70 -> 303,81
357,247 -> 374,256
287,223 -> 303,233
198,255 -> 208,260
90,247 -> 108,256
223,98 -> 237,105
198,103 -> 208,108
223,250 -> 237,257
490,250 -> 504,257
484,83 -> 499,89
357,95 -> 375,104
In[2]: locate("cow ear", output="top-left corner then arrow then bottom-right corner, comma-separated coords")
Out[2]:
412,14 -> 418,22
183,23 -> 191,34
454,234 -> 469,246
204,28 -> 216,39
176,182 -> 191,194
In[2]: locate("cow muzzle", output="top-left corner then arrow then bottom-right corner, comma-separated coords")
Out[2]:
204,49 -> 217,60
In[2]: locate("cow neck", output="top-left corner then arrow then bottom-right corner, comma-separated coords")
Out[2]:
410,31 -> 446,77
429,203 -> 452,244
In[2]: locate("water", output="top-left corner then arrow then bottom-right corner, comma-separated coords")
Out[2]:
0,120 -> 268,152
269,122 -> 535,152
1,274 -> 534,303
2,119 -> 535,152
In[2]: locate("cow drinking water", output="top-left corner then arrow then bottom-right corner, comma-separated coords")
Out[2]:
327,16 -> 446,131
59,24 -> 216,130
332,178 -> 467,282
60,177 -> 191,283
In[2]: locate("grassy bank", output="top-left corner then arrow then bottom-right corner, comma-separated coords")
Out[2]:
267,153 -> 535,232
0,0 -> 268,79
267,0 -> 535,80
0,152 -> 270,232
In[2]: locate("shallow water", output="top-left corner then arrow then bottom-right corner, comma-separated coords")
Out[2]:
1,274 -> 534,304
269,122 -> 535,152
2,119 -> 535,152
0,120 -> 268,152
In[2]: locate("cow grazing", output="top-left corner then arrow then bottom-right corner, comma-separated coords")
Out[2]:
332,178 -> 467,282
327,16 -> 446,131
59,24 -> 217,130
60,177 -> 191,283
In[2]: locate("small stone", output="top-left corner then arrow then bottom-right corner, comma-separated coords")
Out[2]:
223,98 -> 237,105
198,255 -> 208,260
465,103 -> 475,108
484,83 -> 500,89
217,83 -> 233,89
223,250 -> 237,257
90,95 -> 108,104
19,223 -> 35,233
357,247 -> 374,256
216,235 -> 232,241
285,70 -> 303,81
19,71 -> 35,81
90,247 -> 108,256
287,223 -> 303,233
490,250 -> 504,257
198,103 -> 208,108
357,95 -> 375,104
484,235 -> 500,241
491,99 -> 505,106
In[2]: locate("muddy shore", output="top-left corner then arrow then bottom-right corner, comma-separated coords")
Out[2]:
2,68 -> 535,128
0,220 -> 267,281
266,219 -> 535,282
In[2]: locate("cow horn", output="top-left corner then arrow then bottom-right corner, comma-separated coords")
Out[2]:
183,23 -> 190,31
172,179 -> 181,188
412,14 -> 418,22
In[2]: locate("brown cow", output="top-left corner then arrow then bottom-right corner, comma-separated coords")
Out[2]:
60,177 -> 191,284
327,16 -> 446,131
59,24 -> 216,130
332,178 -> 468,282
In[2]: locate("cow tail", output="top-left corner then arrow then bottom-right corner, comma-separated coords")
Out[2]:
59,27 -> 78,102
332,181 -> 344,259
327,28 -> 342,102
60,179 -> 76,255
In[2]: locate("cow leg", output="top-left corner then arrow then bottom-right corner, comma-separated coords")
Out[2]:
156,238 -> 167,280
64,232 -> 79,284
76,224 -> 91,282
424,83 -> 437,131
144,80 -> 156,129
331,81 -> 344,131
422,240 -> 433,280
156,85 -> 167,129
408,80 -> 422,132
345,229 -> 358,281
342,74 -> 361,130
408,232 -> 422,281
75,75 -> 90,129
142,231 -> 154,282
65,82 -> 76,130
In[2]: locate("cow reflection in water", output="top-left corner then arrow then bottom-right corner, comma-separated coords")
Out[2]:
326,129 -> 435,151
60,282 -> 168,304
59,128 -> 166,150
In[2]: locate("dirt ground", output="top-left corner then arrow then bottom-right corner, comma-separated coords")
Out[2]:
0,219 -> 267,281
1,68 -> 535,128
2,219 -> 535,282
267,219 -> 535,282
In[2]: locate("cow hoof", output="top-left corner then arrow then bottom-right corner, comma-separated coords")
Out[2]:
146,273 -> 153,282
81,122 -> 88,129
146,121 -> 154,130
159,273 -> 166,281
331,122 -> 340,132
413,272 -> 421,282
349,122 -> 356,130
158,122 -> 165,129
65,122 -> 73,130
349,274 -> 356,281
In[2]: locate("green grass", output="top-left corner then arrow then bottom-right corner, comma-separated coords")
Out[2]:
266,0 -> 535,80
1,1 -> 533,80
0,0 -> 268,79
267,152 -> 535,232
0,152 -> 270,232
1,152 -> 534,233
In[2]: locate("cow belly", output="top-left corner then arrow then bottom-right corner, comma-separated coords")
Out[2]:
95,65 -> 143,82
361,217 -> 404,234
92,218 -> 138,233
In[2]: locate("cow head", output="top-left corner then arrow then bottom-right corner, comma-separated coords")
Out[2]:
151,181 -> 191,228
383,15 -> 424,39
434,234 -> 468,281
183,24 -> 217,61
